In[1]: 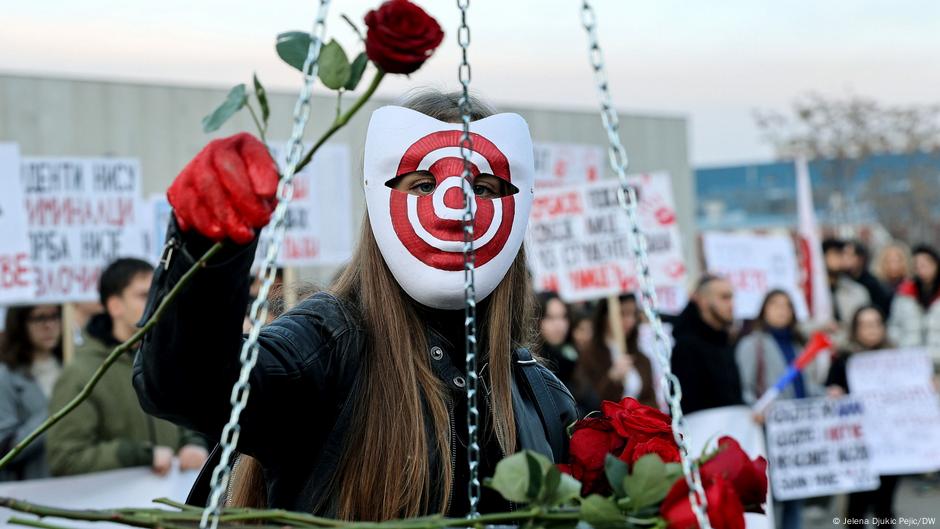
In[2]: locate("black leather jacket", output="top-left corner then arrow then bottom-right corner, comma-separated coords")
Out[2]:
132,221 -> 579,517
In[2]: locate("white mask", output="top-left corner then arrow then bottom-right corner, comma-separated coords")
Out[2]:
363,106 -> 535,309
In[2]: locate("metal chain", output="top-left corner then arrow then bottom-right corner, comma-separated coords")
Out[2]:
455,0 -> 482,519
199,2 -> 331,527
579,2 -> 712,528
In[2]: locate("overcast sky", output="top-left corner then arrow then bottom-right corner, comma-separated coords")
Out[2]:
4,0 -> 939,166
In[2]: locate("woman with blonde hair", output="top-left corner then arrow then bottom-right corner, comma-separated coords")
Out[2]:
133,90 -> 578,520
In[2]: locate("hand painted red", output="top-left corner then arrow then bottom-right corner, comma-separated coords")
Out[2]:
168,132 -> 278,244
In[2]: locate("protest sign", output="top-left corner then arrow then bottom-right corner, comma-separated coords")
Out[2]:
847,348 -> 940,475
702,232 -> 809,320
532,142 -> 604,186
683,405 -> 773,529
765,396 -> 880,501
20,157 -> 147,303
525,173 -> 687,313
253,143 -> 353,268
0,144 -> 34,304
0,463 -> 197,528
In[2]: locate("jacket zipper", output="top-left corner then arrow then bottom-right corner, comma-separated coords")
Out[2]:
482,386 -> 515,513
445,393 -> 457,516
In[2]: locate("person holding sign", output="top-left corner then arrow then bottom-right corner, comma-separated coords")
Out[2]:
132,92 -> 579,519
825,305 -> 899,523
576,294 -> 656,408
736,290 -> 823,529
47,259 -> 210,477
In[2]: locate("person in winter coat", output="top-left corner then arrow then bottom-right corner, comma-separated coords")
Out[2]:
736,290 -> 823,406
576,294 -> 657,409
132,91 -> 578,520
47,258 -> 209,476
844,240 -> 892,317
736,289 -> 823,529
671,275 -> 744,415
536,292 -> 598,414
0,305 -> 65,481
823,239 -> 871,330
888,244 -> 940,367
826,305 -> 899,522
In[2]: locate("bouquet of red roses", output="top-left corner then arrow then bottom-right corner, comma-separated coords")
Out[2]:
486,397 -> 768,529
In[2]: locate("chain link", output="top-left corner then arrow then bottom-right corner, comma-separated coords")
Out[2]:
455,0 -> 481,519
579,2 -> 712,528
199,2 -> 331,527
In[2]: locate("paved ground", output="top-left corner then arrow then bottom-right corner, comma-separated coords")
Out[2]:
800,477 -> 940,529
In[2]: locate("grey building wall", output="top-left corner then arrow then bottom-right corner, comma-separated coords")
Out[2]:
0,73 -> 697,284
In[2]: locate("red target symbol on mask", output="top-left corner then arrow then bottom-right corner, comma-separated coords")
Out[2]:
389,130 -> 515,271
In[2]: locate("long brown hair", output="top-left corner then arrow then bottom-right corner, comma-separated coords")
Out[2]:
0,305 -> 63,371
228,90 -> 534,520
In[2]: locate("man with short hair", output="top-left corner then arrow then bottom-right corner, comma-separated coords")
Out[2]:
48,258 -> 208,476
671,275 -> 743,415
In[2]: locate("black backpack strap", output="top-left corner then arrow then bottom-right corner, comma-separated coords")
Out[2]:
515,347 -> 565,461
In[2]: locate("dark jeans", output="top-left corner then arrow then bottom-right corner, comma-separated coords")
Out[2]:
846,475 -> 900,524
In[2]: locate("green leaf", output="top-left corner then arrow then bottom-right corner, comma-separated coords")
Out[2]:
317,39 -> 351,90
252,73 -> 269,125
580,494 -> 625,529
201,84 -> 247,133
548,472 -> 583,506
276,31 -> 313,72
542,464 -> 561,501
604,454 -> 629,497
664,462 -> 683,482
344,52 -> 369,90
525,451 -> 544,500
488,451 -> 539,503
623,454 -> 672,512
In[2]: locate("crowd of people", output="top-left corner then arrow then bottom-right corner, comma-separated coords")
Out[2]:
532,237 -> 939,529
1,236 -> 937,526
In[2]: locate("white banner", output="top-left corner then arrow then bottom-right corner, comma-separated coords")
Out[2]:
683,405 -> 774,529
702,232 -> 809,320
525,173 -> 687,312
765,396 -> 880,501
847,348 -> 940,475
253,143 -> 353,268
0,143 -> 34,304
0,463 -> 198,528
532,142 -> 604,186
20,157 -> 147,304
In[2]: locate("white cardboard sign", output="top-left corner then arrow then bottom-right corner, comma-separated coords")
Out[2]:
20,157 -> 147,303
525,173 -> 687,312
765,396 -> 880,501
702,232 -> 809,320
0,143 -> 34,304
847,348 -> 940,475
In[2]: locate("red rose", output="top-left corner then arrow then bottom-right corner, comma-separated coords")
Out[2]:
627,436 -> 681,465
558,417 -> 625,495
364,0 -> 444,74
661,476 -> 745,529
601,397 -> 673,438
663,437 -> 768,514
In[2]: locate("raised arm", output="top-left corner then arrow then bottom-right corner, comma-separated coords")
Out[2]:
131,133 -> 361,463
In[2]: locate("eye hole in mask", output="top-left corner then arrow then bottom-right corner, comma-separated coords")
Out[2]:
385,170 -> 519,199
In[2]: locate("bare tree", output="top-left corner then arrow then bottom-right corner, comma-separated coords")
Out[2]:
754,93 -> 940,245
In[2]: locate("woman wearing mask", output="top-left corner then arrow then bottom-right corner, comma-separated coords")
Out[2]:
888,244 -> 940,367
826,306 -> 898,522
133,91 -> 578,520
575,294 -> 656,408
0,305 -> 63,481
736,290 -> 820,529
